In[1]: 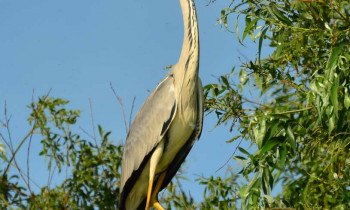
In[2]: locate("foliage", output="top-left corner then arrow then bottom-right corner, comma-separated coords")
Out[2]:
0,95 -> 240,209
204,0 -> 350,208
0,94 -> 234,209
1,0 -> 349,209
0,96 -> 122,209
162,173 -> 240,209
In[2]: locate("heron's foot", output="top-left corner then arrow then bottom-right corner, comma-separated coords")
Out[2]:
153,201 -> 165,210
145,178 -> 154,210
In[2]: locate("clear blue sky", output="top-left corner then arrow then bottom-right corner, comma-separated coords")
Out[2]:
0,0 -> 267,202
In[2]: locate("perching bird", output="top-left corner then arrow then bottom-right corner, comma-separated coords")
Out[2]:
119,0 -> 203,209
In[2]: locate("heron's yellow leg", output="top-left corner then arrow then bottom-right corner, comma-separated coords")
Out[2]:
150,171 -> 167,210
145,141 -> 164,210
146,178 -> 154,210
151,171 -> 167,202
153,202 -> 165,210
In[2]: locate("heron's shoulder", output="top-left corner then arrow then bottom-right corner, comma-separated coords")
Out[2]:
156,72 -> 174,85
125,73 -> 177,146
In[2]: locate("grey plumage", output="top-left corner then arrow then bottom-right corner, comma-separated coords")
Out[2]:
119,0 -> 202,209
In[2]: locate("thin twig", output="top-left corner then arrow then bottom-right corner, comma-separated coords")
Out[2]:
205,0 -> 217,7
0,114 -> 12,153
26,89 -> 35,195
2,89 -> 51,183
0,133 -> 12,155
79,126 -> 95,140
129,96 -> 136,131
48,164 -> 57,191
275,106 -> 313,115
26,127 -> 34,193
110,82 -> 128,134
335,8 -> 350,25
1,154 -> 41,189
242,97 -> 270,108
2,124 -> 34,177
89,99 -> 101,156
4,101 -> 14,153
2,102 -> 31,188
0,180 -> 30,197
89,99 -> 97,142
216,137 -> 244,173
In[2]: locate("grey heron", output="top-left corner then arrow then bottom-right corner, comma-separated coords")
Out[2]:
119,0 -> 203,209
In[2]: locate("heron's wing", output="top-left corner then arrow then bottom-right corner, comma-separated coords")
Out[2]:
160,77 -> 204,190
120,73 -> 176,192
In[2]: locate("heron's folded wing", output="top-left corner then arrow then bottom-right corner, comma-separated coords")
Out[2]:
160,77 -> 204,191
120,74 -> 176,190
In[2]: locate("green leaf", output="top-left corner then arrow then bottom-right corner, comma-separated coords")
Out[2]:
310,80 -> 321,96
262,167 -> 273,194
255,73 -> 262,90
234,155 -> 246,160
240,173 -> 259,205
258,138 -> 279,156
221,76 -> 229,87
226,134 -> 242,143
263,194 -> 274,204
98,125 -> 103,137
235,15 -> 243,45
270,114 -> 290,120
263,119 -> 281,145
273,31 -> 286,58
238,147 -> 251,157
253,119 -> 266,149
258,28 -> 268,62
221,9 -> 228,29
286,126 -> 296,152
239,185 -> 248,203
270,6 -> 292,26
239,69 -> 247,84
326,45 -> 342,79
242,18 -> 259,41
278,145 -> 287,169
330,85 -> 338,117
344,89 -> 350,109
329,113 -> 335,134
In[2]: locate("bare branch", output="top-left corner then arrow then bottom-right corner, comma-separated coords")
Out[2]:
0,180 -> 30,197
88,98 -> 102,155
129,96 -> 136,132
89,99 -> 97,142
215,137 -> 244,173
26,89 -> 35,195
2,89 -> 51,181
79,126 -> 95,140
4,101 -> 14,153
110,82 -> 128,134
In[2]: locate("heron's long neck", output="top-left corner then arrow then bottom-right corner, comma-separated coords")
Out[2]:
177,0 -> 199,85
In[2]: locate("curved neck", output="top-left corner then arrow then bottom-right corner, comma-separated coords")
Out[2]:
177,0 -> 199,72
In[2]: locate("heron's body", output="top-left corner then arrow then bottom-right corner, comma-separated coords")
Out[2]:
119,0 -> 202,209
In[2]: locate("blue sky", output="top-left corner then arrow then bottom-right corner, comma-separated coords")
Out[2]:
0,0 -> 267,202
